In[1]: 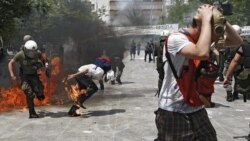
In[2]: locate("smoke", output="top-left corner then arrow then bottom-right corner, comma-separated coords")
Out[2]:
0,52 -> 12,87
0,0 -> 126,111
111,1 -> 147,26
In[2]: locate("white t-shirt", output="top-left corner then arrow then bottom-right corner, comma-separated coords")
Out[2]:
159,32 -> 203,113
78,64 -> 104,80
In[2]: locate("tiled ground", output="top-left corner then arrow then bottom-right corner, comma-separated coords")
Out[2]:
0,51 -> 249,141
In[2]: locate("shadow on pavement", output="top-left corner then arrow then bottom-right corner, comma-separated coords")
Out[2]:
119,81 -> 134,85
210,102 -> 230,108
101,93 -> 144,99
38,111 -> 69,118
82,109 -> 125,118
233,134 -> 250,141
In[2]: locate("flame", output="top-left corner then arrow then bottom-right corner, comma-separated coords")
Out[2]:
0,57 -> 61,112
62,78 -> 87,103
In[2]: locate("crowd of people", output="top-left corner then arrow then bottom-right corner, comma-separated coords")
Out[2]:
3,2 -> 250,141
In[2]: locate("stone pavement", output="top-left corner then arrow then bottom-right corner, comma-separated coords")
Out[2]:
0,51 -> 250,141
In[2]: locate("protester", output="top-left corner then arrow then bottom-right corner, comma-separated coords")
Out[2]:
155,4 -> 242,141
144,42 -> 152,62
137,42 -> 141,56
130,40 -> 136,60
66,56 -> 113,116
111,56 -> 125,85
155,30 -> 170,96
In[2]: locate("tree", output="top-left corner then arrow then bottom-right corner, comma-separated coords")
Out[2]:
226,0 -> 250,26
165,0 -> 250,26
194,0 -> 250,26
163,0 -> 200,26
0,0 -> 32,42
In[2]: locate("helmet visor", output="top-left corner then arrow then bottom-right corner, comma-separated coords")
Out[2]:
24,50 -> 38,58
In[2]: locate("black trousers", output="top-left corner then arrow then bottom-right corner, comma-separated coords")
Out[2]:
75,75 -> 98,104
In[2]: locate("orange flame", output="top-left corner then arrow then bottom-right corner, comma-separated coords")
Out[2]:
0,57 -> 61,112
62,78 -> 86,103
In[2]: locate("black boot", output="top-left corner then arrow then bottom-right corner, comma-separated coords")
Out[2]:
29,108 -> 39,118
226,92 -> 234,102
26,96 -> 39,118
116,79 -> 122,85
233,91 -> 239,100
68,105 -> 81,117
219,75 -> 224,82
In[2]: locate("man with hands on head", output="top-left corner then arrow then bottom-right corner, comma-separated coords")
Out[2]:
155,4 -> 242,141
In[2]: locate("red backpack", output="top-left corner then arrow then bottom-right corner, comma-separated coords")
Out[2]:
165,32 -> 219,107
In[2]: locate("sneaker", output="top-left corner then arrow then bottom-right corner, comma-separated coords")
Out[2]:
68,105 -> 81,117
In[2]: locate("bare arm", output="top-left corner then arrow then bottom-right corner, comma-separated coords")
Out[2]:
179,5 -> 213,60
210,43 -> 220,63
224,21 -> 243,47
223,53 -> 241,86
67,68 -> 89,80
8,59 -> 16,80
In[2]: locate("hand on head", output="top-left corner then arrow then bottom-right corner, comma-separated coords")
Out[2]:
195,4 -> 214,22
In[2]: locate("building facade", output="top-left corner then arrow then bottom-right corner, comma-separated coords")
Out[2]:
109,0 -> 164,26
86,0 -> 187,26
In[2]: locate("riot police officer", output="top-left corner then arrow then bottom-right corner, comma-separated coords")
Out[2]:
155,30 -> 170,96
8,40 -> 49,118
111,56 -> 125,85
224,25 -> 242,101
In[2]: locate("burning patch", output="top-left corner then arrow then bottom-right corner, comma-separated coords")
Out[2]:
62,78 -> 87,107
0,57 -> 61,112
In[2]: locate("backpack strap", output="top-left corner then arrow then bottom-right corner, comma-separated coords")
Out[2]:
164,37 -> 179,79
164,29 -> 195,79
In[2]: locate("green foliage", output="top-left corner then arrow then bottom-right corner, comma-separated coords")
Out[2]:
226,0 -> 250,26
193,0 -> 250,25
163,0 -> 200,26
0,0 -> 32,41
165,0 -> 250,26
1,0 -> 123,68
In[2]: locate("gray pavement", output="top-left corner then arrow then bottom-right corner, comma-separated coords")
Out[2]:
1,51 -> 250,141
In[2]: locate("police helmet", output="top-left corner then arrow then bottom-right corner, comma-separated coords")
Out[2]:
23,40 -> 38,58
23,35 -> 32,42
160,30 -> 170,37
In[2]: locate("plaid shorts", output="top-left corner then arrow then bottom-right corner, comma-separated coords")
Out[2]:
155,108 -> 217,141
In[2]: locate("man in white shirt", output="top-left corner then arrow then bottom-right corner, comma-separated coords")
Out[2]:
67,62 -> 112,116
155,4 -> 242,141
